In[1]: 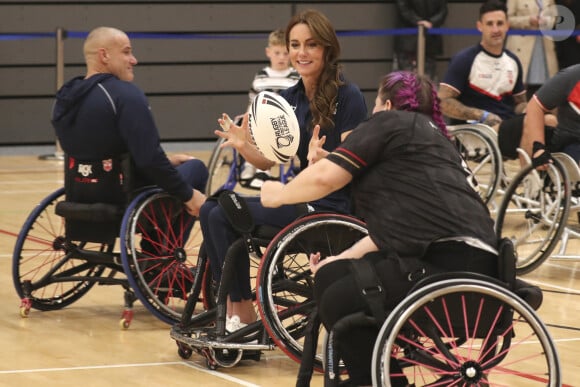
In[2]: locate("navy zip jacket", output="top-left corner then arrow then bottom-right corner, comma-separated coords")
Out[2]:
52,73 -> 192,202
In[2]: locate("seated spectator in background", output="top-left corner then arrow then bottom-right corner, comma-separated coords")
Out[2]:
51,26 -> 208,216
522,64 -> 580,165
393,0 -> 448,83
241,28 -> 301,188
438,0 -> 555,159
505,0 -> 559,98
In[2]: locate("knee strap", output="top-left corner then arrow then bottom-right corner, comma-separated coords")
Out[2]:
216,190 -> 256,253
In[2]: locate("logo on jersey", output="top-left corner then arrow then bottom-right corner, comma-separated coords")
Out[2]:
102,159 -> 113,172
568,81 -> 580,115
78,164 -> 93,177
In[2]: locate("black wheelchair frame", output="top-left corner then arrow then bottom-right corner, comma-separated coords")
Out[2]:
170,208 -> 368,370
12,156 -> 205,328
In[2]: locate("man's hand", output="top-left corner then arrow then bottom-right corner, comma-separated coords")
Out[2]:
168,153 -> 194,166
260,180 -> 285,208
482,111 -> 502,127
531,141 -> 552,169
184,189 -> 207,216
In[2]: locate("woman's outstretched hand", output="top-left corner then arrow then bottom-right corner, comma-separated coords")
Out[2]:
307,125 -> 327,165
216,113 -> 251,150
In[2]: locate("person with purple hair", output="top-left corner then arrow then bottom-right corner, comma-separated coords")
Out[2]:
261,71 -> 498,386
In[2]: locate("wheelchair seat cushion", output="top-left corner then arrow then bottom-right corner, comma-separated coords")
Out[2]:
55,201 -> 124,223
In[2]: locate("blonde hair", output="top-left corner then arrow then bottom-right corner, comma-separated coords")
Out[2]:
268,29 -> 286,47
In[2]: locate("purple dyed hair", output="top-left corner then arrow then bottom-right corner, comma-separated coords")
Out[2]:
378,71 -> 448,138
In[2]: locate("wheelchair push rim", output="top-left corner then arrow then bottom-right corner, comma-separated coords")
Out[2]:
371,277 -> 561,387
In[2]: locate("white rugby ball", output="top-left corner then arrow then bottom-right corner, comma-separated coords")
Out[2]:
249,91 -> 300,164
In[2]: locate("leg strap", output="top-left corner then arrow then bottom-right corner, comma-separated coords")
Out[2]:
295,308 -> 320,387
349,259 -> 388,326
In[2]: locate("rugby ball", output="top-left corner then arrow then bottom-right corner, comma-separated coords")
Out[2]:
248,91 -> 300,164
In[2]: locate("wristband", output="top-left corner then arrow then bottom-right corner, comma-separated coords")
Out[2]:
479,110 -> 489,123
532,141 -> 545,154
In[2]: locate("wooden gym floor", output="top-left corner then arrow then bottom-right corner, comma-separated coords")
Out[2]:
0,145 -> 579,386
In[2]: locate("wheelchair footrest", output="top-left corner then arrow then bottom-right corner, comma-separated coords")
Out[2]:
170,325 -> 274,351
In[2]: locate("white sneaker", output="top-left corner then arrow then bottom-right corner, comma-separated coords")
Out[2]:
225,315 -> 259,344
240,163 -> 257,180
248,170 -> 272,189
226,315 -> 247,333
523,174 -> 542,201
457,135 -> 482,159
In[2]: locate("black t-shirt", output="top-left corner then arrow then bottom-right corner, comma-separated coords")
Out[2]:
327,110 -> 497,259
535,64 -> 580,149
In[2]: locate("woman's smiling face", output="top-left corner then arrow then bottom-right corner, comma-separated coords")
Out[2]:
288,23 -> 325,81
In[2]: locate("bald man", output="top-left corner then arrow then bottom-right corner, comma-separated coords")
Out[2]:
51,27 -> 207,215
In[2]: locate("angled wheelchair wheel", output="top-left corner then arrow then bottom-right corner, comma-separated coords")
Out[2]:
257,213 -> 368,370
205,137 -> 239,196
372,276 -> 561,387
449,124 -> 502,205
12,188 -> 105,312
121,188 -> 206,324
495,160 -> 571,274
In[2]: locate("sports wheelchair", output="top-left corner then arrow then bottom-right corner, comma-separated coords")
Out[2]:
450,122 -> 580,273
304,239 -> 560,386
371,272 -> 560,386
448,123 -> 504,207
12,155 -> 205,328
170,191 -> 367,370
495,151 -> 580,274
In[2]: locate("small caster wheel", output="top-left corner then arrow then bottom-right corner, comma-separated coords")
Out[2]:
120,318 -> 131,329
120,309 -> 133,329
19,299 -> 31,318
19,306 -> 30,318
206,358 -> 218,370
177,344 -> 192,359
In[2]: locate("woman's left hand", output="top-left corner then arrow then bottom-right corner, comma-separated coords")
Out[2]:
307,125 -> 327,165
310,252 -> 336,274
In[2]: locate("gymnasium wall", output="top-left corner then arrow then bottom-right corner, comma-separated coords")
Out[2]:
0,1 -> 482,145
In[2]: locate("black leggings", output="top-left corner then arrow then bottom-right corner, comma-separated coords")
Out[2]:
313,242 -> 498,386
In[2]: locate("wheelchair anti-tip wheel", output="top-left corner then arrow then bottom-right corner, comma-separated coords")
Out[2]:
495,160 -> 571,274
257,213 -> 368,371
121,188 -> 206,324
12,188 -> 106,313
372,276 -> 561,387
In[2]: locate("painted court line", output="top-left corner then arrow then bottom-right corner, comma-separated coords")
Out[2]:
528,278 -> 580,295
181,360 -> 261,387
0,361 -> 184,374
0,361 -> 260,386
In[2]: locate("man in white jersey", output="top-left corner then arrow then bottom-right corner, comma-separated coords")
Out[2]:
438,0 -> 560,160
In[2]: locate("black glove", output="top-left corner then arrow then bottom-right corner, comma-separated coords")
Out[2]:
531,141 -> 552,168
